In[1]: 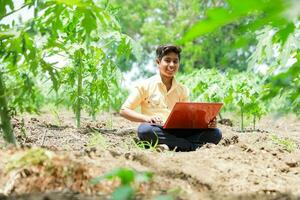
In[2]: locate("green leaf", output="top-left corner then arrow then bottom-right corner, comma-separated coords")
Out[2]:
135,171 -> 153,183
90,168 -> 153,186
90,168 -> 134,185
274,23 -> 295,44
0,31 -> 16,40
227,0 -> 268,13
180,0 -> 288,44
114,168 -> 135,185
81,10 -> 97,35
54,0 -> 89,8
112,185 -> 134,200
179,8 -> 239,43
0,0 -> 14,19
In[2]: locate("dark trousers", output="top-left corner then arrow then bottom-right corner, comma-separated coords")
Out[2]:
137,123 -> 222,152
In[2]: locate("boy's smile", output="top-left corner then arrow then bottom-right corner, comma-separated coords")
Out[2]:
157,52 -> 179,78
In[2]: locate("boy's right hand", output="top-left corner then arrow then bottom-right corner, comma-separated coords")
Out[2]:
144,116 -> 163,124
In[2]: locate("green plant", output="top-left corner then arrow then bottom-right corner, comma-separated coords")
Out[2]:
90,168 -> 153,200
0,0 -> 135,143
36,1 -> 134,128
134,140 -> 158,151
228,72 -> 266,131
105,113 -> 114,130
178,69 -> 267,131
0,1 -> 60,143
270,134 -> 296,152
133,131 -> 159,151
5,147 -> 52,172
50,108 -> 62,127
0,71 -> 15,144
87,132 -> 107,149
179,0 -> 300,118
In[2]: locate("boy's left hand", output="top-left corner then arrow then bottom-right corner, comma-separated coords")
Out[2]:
208,117 -> 217,128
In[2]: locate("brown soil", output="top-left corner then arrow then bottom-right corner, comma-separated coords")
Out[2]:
0,110 -> 300,200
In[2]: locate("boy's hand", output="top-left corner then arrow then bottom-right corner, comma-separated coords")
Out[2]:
208,117 -> 217,128
145,116 -> 163,124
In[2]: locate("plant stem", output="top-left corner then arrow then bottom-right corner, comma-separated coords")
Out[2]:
75,50 -> 83,128
0,72 -> 16,144
0,3 -> 30,20
92,114 -> 96,121
241,106 -> 244,132
218,112 -> 223,120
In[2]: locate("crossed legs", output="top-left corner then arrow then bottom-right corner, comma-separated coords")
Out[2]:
137,123 -> 222,151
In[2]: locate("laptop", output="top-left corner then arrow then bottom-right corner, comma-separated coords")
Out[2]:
163,102 -> 223,129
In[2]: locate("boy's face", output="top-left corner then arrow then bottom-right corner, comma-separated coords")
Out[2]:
157,52 -> 179,78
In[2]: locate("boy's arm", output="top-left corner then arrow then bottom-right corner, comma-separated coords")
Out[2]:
119,85 -> 162,124
120,108 -> 162,124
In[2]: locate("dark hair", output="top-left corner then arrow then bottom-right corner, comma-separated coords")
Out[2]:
156,45 -> 181,61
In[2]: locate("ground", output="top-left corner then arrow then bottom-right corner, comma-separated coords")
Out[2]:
0,110 -> 299,200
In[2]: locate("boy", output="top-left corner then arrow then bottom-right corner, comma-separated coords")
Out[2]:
120,45 -> 222,151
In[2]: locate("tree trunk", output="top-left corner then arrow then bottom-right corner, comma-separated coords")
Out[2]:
0,72 -> 16,144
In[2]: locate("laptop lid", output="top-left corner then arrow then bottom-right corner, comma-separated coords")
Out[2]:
163,102 -> 223,129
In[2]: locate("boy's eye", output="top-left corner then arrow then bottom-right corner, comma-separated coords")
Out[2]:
165,60 -> 178,64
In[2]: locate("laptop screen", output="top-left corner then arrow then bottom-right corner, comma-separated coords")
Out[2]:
163,102 -> 223,129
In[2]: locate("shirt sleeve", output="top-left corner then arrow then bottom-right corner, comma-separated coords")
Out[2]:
181,86 -> 190,102
121,85 -> 145,110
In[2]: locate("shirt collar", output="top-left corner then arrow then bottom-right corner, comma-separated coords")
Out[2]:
154,74 -> 178,90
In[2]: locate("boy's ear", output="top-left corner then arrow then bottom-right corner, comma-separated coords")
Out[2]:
156,59 -> 160,65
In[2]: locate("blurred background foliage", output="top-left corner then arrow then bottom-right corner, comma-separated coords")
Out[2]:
111,0 -> 256,73
110,0 -> 299,119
